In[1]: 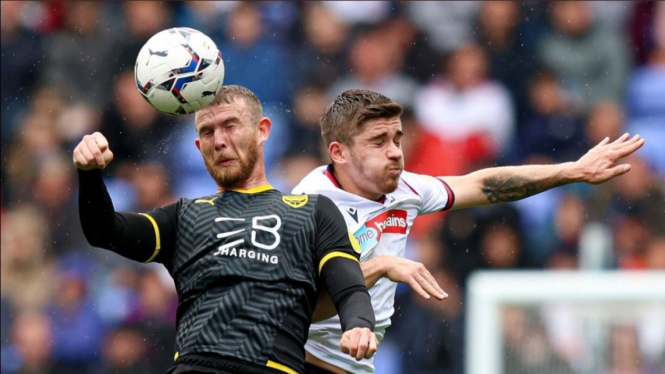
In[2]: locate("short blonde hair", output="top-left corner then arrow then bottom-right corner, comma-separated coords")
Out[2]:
205,85 -> 263,124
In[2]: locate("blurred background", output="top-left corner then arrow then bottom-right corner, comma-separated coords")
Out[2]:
1,1 -> 664,373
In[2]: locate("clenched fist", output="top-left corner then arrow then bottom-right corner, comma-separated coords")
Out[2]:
73,132 -> 114,171
339,327 -> 378,361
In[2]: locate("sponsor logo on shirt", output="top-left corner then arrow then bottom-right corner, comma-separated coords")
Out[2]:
353,210 -> 407,254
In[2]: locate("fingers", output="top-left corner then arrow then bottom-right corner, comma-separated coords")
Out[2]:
608,164 -> 632,178
73,148 -> 88,168
339,333 -> 350,354
418,274 -> 448,300
83,134 -> 107,168
366,334 -> 378,359
340,328 -> 377,361
616,136 -> 645,158
610,133 -> 630,145
72,133 -> 112,170
408,278 -> 430,300
92,132 -> 110,152
421,269 -> 448,299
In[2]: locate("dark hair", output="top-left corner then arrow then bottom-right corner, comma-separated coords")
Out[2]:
320,89 -> 402,146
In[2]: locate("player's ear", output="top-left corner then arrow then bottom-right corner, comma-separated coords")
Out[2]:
329,141 -> 347,164
256,117 -> 271,144
195,138 -> 202,151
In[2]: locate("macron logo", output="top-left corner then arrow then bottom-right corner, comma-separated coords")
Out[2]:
346,207 -> 358,222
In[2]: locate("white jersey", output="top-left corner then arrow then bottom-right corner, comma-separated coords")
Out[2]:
292,165 -> 455,373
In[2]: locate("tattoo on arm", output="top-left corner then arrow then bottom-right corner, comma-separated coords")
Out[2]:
481,174 -> 566,204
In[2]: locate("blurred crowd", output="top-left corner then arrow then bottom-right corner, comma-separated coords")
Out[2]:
1,1 -> 664,374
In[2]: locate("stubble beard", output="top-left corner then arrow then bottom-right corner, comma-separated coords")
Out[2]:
350,151 -> 403,195
204,138 -> 260,190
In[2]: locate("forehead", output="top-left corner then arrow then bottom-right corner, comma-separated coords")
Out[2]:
195,99 -> 249,128
357,117 -> 402,138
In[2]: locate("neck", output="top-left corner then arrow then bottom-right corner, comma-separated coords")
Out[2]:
219,173 -> 270,192
331,165 -> 382,201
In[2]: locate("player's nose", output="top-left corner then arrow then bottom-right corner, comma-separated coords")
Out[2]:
387,142 -> 402,160
213,129 -> 228,150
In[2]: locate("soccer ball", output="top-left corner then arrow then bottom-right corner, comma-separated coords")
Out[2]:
134,27 -> 225,115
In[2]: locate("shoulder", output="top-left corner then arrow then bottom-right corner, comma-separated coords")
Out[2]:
292,165 -> 332,194
399,171 -> 445,195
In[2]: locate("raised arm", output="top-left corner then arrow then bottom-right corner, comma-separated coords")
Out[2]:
74,132 -> 176,263
442,133 -> 645,209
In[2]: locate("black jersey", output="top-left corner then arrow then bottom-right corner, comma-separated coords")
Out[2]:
78,170 -> 374,374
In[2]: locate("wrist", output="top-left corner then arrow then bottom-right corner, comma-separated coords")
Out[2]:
361,256 -> 388,288
562,161 -> 586,183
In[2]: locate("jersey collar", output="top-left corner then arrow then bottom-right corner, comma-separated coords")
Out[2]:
324,164 -> 386,204
217,185 -> 274,194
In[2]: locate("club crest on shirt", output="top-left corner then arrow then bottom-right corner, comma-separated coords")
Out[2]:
282,195 -> 309,208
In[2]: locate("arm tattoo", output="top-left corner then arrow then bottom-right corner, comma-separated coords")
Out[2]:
481,174 -> 566,204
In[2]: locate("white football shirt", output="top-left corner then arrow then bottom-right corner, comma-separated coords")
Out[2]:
292,165 -> 455,373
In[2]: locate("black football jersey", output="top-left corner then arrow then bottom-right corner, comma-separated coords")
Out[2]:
138,187 -> 361,374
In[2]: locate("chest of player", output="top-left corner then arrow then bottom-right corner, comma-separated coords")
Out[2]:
340,196 -> 420,260
172,192 -> 318,281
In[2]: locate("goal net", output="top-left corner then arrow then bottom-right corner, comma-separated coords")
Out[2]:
466,271 -> 665,374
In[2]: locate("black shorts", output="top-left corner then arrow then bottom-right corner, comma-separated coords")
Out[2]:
167,354 -> 285,374
303,362 -> 338,374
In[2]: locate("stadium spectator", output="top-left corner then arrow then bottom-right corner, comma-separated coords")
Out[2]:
515,71 -> 587,164
285,84 -> 329,159
113,1 -> 173,73
125,269 -> 177,373
294,4 -> 350,88
415,43 -> 515,164
625,44 -> 665,177
326,28 -> 419,108
322,1 -> 391,26
100,69 -> 172,176
407,2 -> 482,54
49,259 -> 108,372
0,205 -> 56,312
375,17 -> 441,84
1,310 -> 58,374
478,1 -> 537,123
645,236 -> 665,270
538,1 -> 631,111
128,161 -> 177,212
0,1 -> 44,142
44,2 -> 118,107
99,325 -> 151,374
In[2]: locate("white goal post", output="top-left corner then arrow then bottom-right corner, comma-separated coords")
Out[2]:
466,271 -> 665,374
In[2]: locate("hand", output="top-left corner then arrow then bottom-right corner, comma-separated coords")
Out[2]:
380,255 -> 448,300
73,132 -> 114,171
339,327 -> 378,361
577,133 -> 645,184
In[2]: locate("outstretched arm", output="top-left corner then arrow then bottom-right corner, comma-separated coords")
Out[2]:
442,134 -> 645,209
